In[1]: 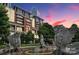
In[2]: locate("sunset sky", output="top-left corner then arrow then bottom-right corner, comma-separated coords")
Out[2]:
12,3 -> 79,28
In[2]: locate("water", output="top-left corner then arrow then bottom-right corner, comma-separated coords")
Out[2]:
40,35 -> 46,47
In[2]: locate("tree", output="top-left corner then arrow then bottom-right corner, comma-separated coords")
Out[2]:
69,24 -> 79,42
26,31 -> 34,44
0,4 -> 10,44
21,31 -> 34,44
20,32 -> 27,44
73,30 -> 79,42
38,23 -> 55,44
69,24 -> 78,34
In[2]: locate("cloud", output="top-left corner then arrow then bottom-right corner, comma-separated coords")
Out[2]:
43,12 -> 56,24
74,20 -> 79,27
68,5 -> 79,10
44,6 -> 79,28
44,16 -> 56,25
74,19 -> 79,24
64,15 -> 72,19
44,14 -> 73,28
62,21 -> 73,28
74,20 -> 79,22
52,20 -> 66,26
44,16 -> 79,28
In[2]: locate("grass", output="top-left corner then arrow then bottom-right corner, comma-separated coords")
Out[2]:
21,44 -> 39,48
0,45 -> 6,49
0,44 -> 39,49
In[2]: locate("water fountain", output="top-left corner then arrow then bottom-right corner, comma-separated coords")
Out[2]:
30,34 -> 46,54
40,35 -> 46,48
8,32 -> 21,54
53,25 -> 74,55
62,42 -> 79,55
31,34 -> 53,55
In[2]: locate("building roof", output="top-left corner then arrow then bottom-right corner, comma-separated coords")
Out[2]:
33,16 -> 44,21
13,5 -> 31,14
13,5 -> 44,21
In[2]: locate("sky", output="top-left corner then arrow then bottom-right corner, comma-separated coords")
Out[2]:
12,3 -> 79,28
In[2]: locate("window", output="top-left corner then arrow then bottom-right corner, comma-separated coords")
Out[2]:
36,18 -> 40,23
16,14 -> 23,19
10,25 -> 15,31
2,3 -> 8,6
16,17 -> 23,21
16,21 -> 23,24
16,8 -> 23,15
26,27 -> 30,32
16,27 -> 23,32
16,17 -> 24,25
25,13 -> 30,18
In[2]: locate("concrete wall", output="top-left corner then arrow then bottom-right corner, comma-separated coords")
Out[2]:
6,7 -> 15,22
16,27 -> 23,32
31,17 -> 36,28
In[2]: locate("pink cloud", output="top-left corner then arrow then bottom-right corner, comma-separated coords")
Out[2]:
74,20 -> 79,27
63,14 -> 74,21
65,15 -> 72,19
52,20 -> 66,26
68,5 -> 79,10
73,20 -> 79,27
44,16 -> 56,25
44,17 -> 79,28
44,14 -> 73,28
62,20 -> 73,28
74,19 -> 79,22
43,10 -> 79,28
43,11 -> 57,25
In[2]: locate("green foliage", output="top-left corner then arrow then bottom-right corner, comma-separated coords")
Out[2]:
21,31 -> 34,44
26,31 -> 34,42
71,24 -> 78,29
20,32 -> 27,44
0,4 -> 10,44
0,45 -> 6,48
38,23 -> 55,40
70,24 -> 79,42
0,39 -> 4,45
72,30 -> 79,42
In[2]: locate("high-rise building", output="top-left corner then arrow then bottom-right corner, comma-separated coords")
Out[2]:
13,6 -> 32,33
1,3 -> 44,37
31,8 -> 43,39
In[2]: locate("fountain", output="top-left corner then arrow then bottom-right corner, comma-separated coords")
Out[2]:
30,34 -> 53,55
62,42 -> 79,55
53,25 -> 74,54
40,35 -> 46,48
30,34 -> 46,54
7,32 -> 21,54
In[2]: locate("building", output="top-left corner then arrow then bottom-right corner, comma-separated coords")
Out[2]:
33,16 -> 43,31
2,3 -> 16,34
2,4 -> 32,34
30,16 -> 43,39
31,8 -> 43,39
13,6 -> 32,33
1,3 -> 44,37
